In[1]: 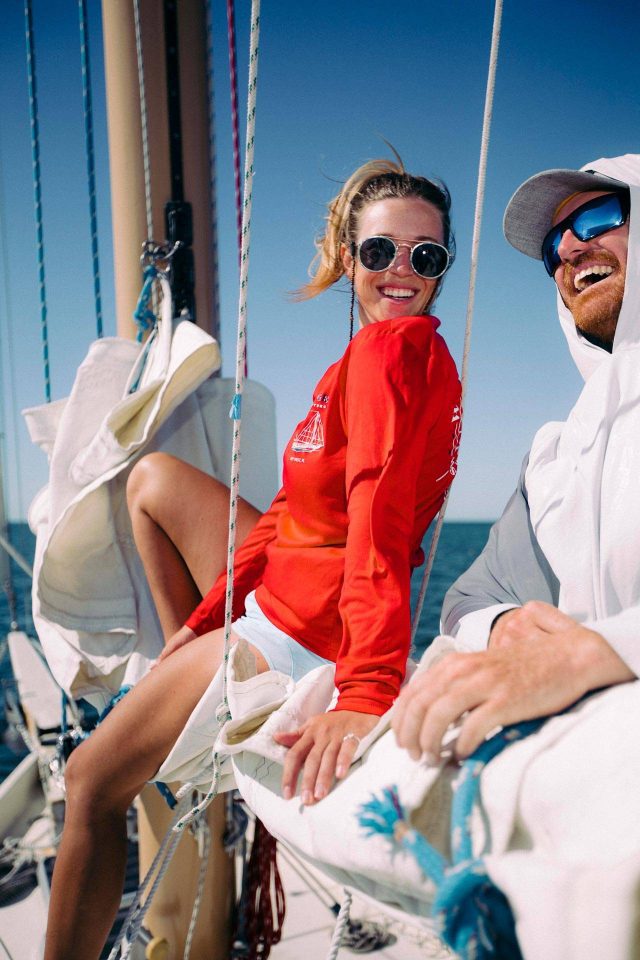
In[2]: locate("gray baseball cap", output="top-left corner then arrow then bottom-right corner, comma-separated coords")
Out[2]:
503,167 -> 630,260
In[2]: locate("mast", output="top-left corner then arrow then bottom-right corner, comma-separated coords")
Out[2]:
100,4 -> 231,956
101,0 -> 220,339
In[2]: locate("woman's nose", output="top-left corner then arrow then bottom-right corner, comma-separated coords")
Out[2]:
390,244 -> 413,274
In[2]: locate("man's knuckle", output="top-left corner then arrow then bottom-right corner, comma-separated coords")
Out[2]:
522,600 -> 542,615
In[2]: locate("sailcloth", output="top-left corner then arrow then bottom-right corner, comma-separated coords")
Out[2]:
25,277 -> 277,704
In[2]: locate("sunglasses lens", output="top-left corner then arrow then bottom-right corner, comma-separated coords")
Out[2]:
573,193 -> 625,242
358,237 -> 396,271
542,229 -> 562,276
411,242 -> 449,278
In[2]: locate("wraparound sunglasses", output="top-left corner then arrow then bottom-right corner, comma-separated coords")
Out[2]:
542,192 -> 630,277
355,236 -> 451,279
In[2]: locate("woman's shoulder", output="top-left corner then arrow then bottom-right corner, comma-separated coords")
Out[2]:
349,314 -> 454,367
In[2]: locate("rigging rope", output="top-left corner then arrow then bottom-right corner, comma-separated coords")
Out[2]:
173,0 -> 261,834
23,0 -> 51,403
226,0 -> 244,268
220,0 -> 260,724
133,0 -> 155,243
78,0 -> 103,339
183,817 -> 211,960
326,888 -> 353,960
411,0 -> 503,645
107,794 -> 191,960
205,0 -> 222,343
0,533 -> 33,580
0,132 -> 24,518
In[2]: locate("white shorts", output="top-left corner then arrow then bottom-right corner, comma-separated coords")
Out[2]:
232,591 -> 332,681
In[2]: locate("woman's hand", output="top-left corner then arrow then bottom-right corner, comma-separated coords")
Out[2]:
156,625 -> 198,664
274,710 -> 379,805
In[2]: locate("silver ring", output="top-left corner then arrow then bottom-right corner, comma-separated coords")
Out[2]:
342,732 -> 361,746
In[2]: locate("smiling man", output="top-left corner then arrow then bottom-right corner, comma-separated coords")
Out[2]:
392,154 -> 640,959
549,190 -> 628,348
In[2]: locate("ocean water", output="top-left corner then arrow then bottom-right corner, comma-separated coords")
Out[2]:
0,520 -> 491,781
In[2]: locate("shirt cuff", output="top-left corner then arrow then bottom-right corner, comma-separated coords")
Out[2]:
450,603 -> 519,652
583,609 -> 640,678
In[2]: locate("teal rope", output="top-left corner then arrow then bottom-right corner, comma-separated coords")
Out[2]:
78,0 -> 103,339
357,719 -> 548,958
24,0 -> 50,403
133,265 -> 157,342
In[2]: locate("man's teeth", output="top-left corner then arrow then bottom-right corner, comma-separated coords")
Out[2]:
381,287 -> 414,299
574,264 -> 614,292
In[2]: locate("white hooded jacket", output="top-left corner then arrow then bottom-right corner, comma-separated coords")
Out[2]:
447,154 -> 640,677
525,153 -> 640,676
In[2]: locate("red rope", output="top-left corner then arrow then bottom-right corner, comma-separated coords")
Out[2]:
226,0 -> 243,270
244,819 -> 286,958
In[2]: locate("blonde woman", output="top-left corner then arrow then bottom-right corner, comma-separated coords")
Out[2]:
45,157 -> 462,960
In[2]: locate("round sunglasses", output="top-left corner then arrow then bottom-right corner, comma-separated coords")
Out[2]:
355,236 -> 450,280
542,192 -> 630,276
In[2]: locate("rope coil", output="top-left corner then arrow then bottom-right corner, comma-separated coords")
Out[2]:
237,818 -> 286,959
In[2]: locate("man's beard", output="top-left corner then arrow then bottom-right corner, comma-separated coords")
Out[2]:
561,256 -> 625,349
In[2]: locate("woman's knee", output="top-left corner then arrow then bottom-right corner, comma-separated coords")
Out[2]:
64,740 -> 130,818
127,453 -> 177,519
127,454 -> 227,522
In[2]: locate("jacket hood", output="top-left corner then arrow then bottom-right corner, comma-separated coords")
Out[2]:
555,154 -> 640,381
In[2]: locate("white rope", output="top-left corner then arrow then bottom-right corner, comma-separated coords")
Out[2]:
204,0 -> 222,343
171,0 -> 262,835
183,816 -> 211,960
132,0 -> 154,242
0,533 -> 33,579
221,0 -> 261,712
107,795 -> 190,960
326,888 -> 353,960
411,0 -> 503,644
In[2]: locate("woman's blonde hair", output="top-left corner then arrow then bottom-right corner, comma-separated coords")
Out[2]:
296,155 -> 455,301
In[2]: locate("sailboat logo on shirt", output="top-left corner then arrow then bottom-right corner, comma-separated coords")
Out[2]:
292,411 -> 325,452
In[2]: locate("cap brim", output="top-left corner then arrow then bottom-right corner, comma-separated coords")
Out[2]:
503,168 -> 630,260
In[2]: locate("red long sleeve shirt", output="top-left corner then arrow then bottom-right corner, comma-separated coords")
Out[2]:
186,315 -> 461,714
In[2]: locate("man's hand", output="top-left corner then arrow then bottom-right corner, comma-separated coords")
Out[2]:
156,625 -> 198,663
393,601 -> 634,762
274,710 -> 379,805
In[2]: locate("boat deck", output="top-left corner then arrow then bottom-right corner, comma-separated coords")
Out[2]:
270,849 -> 455,960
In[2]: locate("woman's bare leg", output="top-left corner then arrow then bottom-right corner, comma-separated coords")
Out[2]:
127,453 -> 262,637
44,628 -> 269,960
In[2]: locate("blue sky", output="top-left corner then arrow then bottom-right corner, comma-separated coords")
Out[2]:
0,0 -> 638,520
